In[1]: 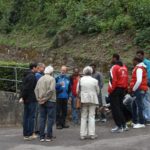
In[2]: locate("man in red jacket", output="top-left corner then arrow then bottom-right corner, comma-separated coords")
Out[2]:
130,57 -> 148,129
108,54 -> 128,133
70,67 -> 81,124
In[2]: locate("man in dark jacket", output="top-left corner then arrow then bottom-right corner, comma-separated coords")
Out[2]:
21,63 -> 38,140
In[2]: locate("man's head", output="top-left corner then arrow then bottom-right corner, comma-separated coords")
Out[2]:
73,67 -> 80,76
29,62 -> 38,73
61,65 -> 67,75
44,65 -> 54,75
83,66 -> 93,76
37,63 -> 45,73
111,53 -> 120,64
90,63 -> 96,73
136,50 -> 144,61
133,56 -> 143,66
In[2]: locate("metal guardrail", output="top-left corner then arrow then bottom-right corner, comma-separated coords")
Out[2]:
0,66 -> 71,93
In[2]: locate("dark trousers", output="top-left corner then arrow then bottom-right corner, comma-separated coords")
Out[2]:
56,99 -> 68,127
23,102 -> 36,137
39,101 -> 56,139
110,88 -> 126,128
132,90 -> 145,124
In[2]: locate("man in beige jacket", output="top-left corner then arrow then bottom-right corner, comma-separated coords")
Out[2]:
35,65 -> 56,142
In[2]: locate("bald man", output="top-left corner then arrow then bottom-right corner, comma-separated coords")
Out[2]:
55,66 -> 71,129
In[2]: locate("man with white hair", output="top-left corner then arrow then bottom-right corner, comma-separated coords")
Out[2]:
35,65 -> 56,142
77,66 -> 99,140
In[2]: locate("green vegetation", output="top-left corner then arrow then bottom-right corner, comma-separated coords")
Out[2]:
0,0 -> 149,50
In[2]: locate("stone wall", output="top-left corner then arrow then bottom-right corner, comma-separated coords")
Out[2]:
0,91 -> 23,126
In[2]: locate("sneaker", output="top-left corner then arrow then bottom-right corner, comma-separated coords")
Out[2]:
40,139 -> 45,142
146,121 -> 150,126
56,125 -> 63,129
133,124 -> 145,129
45,138 -> 52,142
24,136 -> 30,140
32,133 -> 38,139
29,135 -> 37,140
111,126 -> 123,133
90,134 -> 98,140
123,125 -> 129,131
100,118 -> 107,123
80,136 -> 86,140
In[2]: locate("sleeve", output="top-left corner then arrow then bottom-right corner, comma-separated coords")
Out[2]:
96,81 -> 100,94
34,82 -> 39,100
133,68 -> 143,91
110,66 -> 118,93
99,72 -> 104,89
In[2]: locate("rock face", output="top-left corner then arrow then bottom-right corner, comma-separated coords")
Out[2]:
0,91 -> 22,126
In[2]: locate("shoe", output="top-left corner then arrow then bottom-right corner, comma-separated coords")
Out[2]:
100,118 -> 107,123
29,135 -> 37,140
146,121 -> 150,126
111,126 -> 123,133
24,136 -> 30,140
90,134 -> 98,140
32,133 -> 38,139
56,125 -> 63,129
46,138 -> 52,142
133,124 -> 145,129
40,139 -> 45,142
63,125 -> 70,128
123,125 -> 129,131
80,136 -> 86,140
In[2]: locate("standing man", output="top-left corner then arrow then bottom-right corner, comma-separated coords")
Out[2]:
130,57 -> 148,128
35,66 -> 56,142
20,63 -> 38,140
35,63 -> 45,81
34,63 -> 45,136
90,63 -> 106,122
70,67 -> 81,125
136,50 -> 150,124
108,54 -> 128,133
56,66 -> 71,129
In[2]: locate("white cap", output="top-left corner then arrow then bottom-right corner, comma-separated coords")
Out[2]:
44,65 -> 54,74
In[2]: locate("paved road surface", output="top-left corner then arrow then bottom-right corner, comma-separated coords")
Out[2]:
0,122 -> 150,150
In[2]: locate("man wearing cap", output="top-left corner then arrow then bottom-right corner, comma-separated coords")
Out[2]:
35,65 -> 56,142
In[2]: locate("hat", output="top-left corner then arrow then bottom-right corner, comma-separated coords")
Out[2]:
44,65 -> 54,74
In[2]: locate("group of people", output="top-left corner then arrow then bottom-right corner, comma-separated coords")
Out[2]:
19,50 -> 150,142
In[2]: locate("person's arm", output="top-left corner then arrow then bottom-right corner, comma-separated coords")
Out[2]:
99,72 -> 104,89
96,81 -> 100,94
109,66 -> 118,93
133,68 -> 143,91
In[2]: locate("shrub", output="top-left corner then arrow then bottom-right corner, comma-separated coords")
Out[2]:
134,27 -> 150,49
112,15 -> 134,34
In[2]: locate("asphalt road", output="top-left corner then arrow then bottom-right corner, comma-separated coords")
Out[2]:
0,121 -> 150,150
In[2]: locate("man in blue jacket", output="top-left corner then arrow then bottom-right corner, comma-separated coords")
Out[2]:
56,66 -> 71,129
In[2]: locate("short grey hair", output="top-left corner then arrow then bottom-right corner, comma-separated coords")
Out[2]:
37,63 -> 45,67
83,66 -> 93,75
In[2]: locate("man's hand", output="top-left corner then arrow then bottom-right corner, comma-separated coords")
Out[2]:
19,98 -> 24,103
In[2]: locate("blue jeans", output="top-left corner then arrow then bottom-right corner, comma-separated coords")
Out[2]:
132,90 -> 145,124
40,101 -> 56,139
23,102 -> 36,137
71,95 -> 79,124
143,89 -> 150,121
